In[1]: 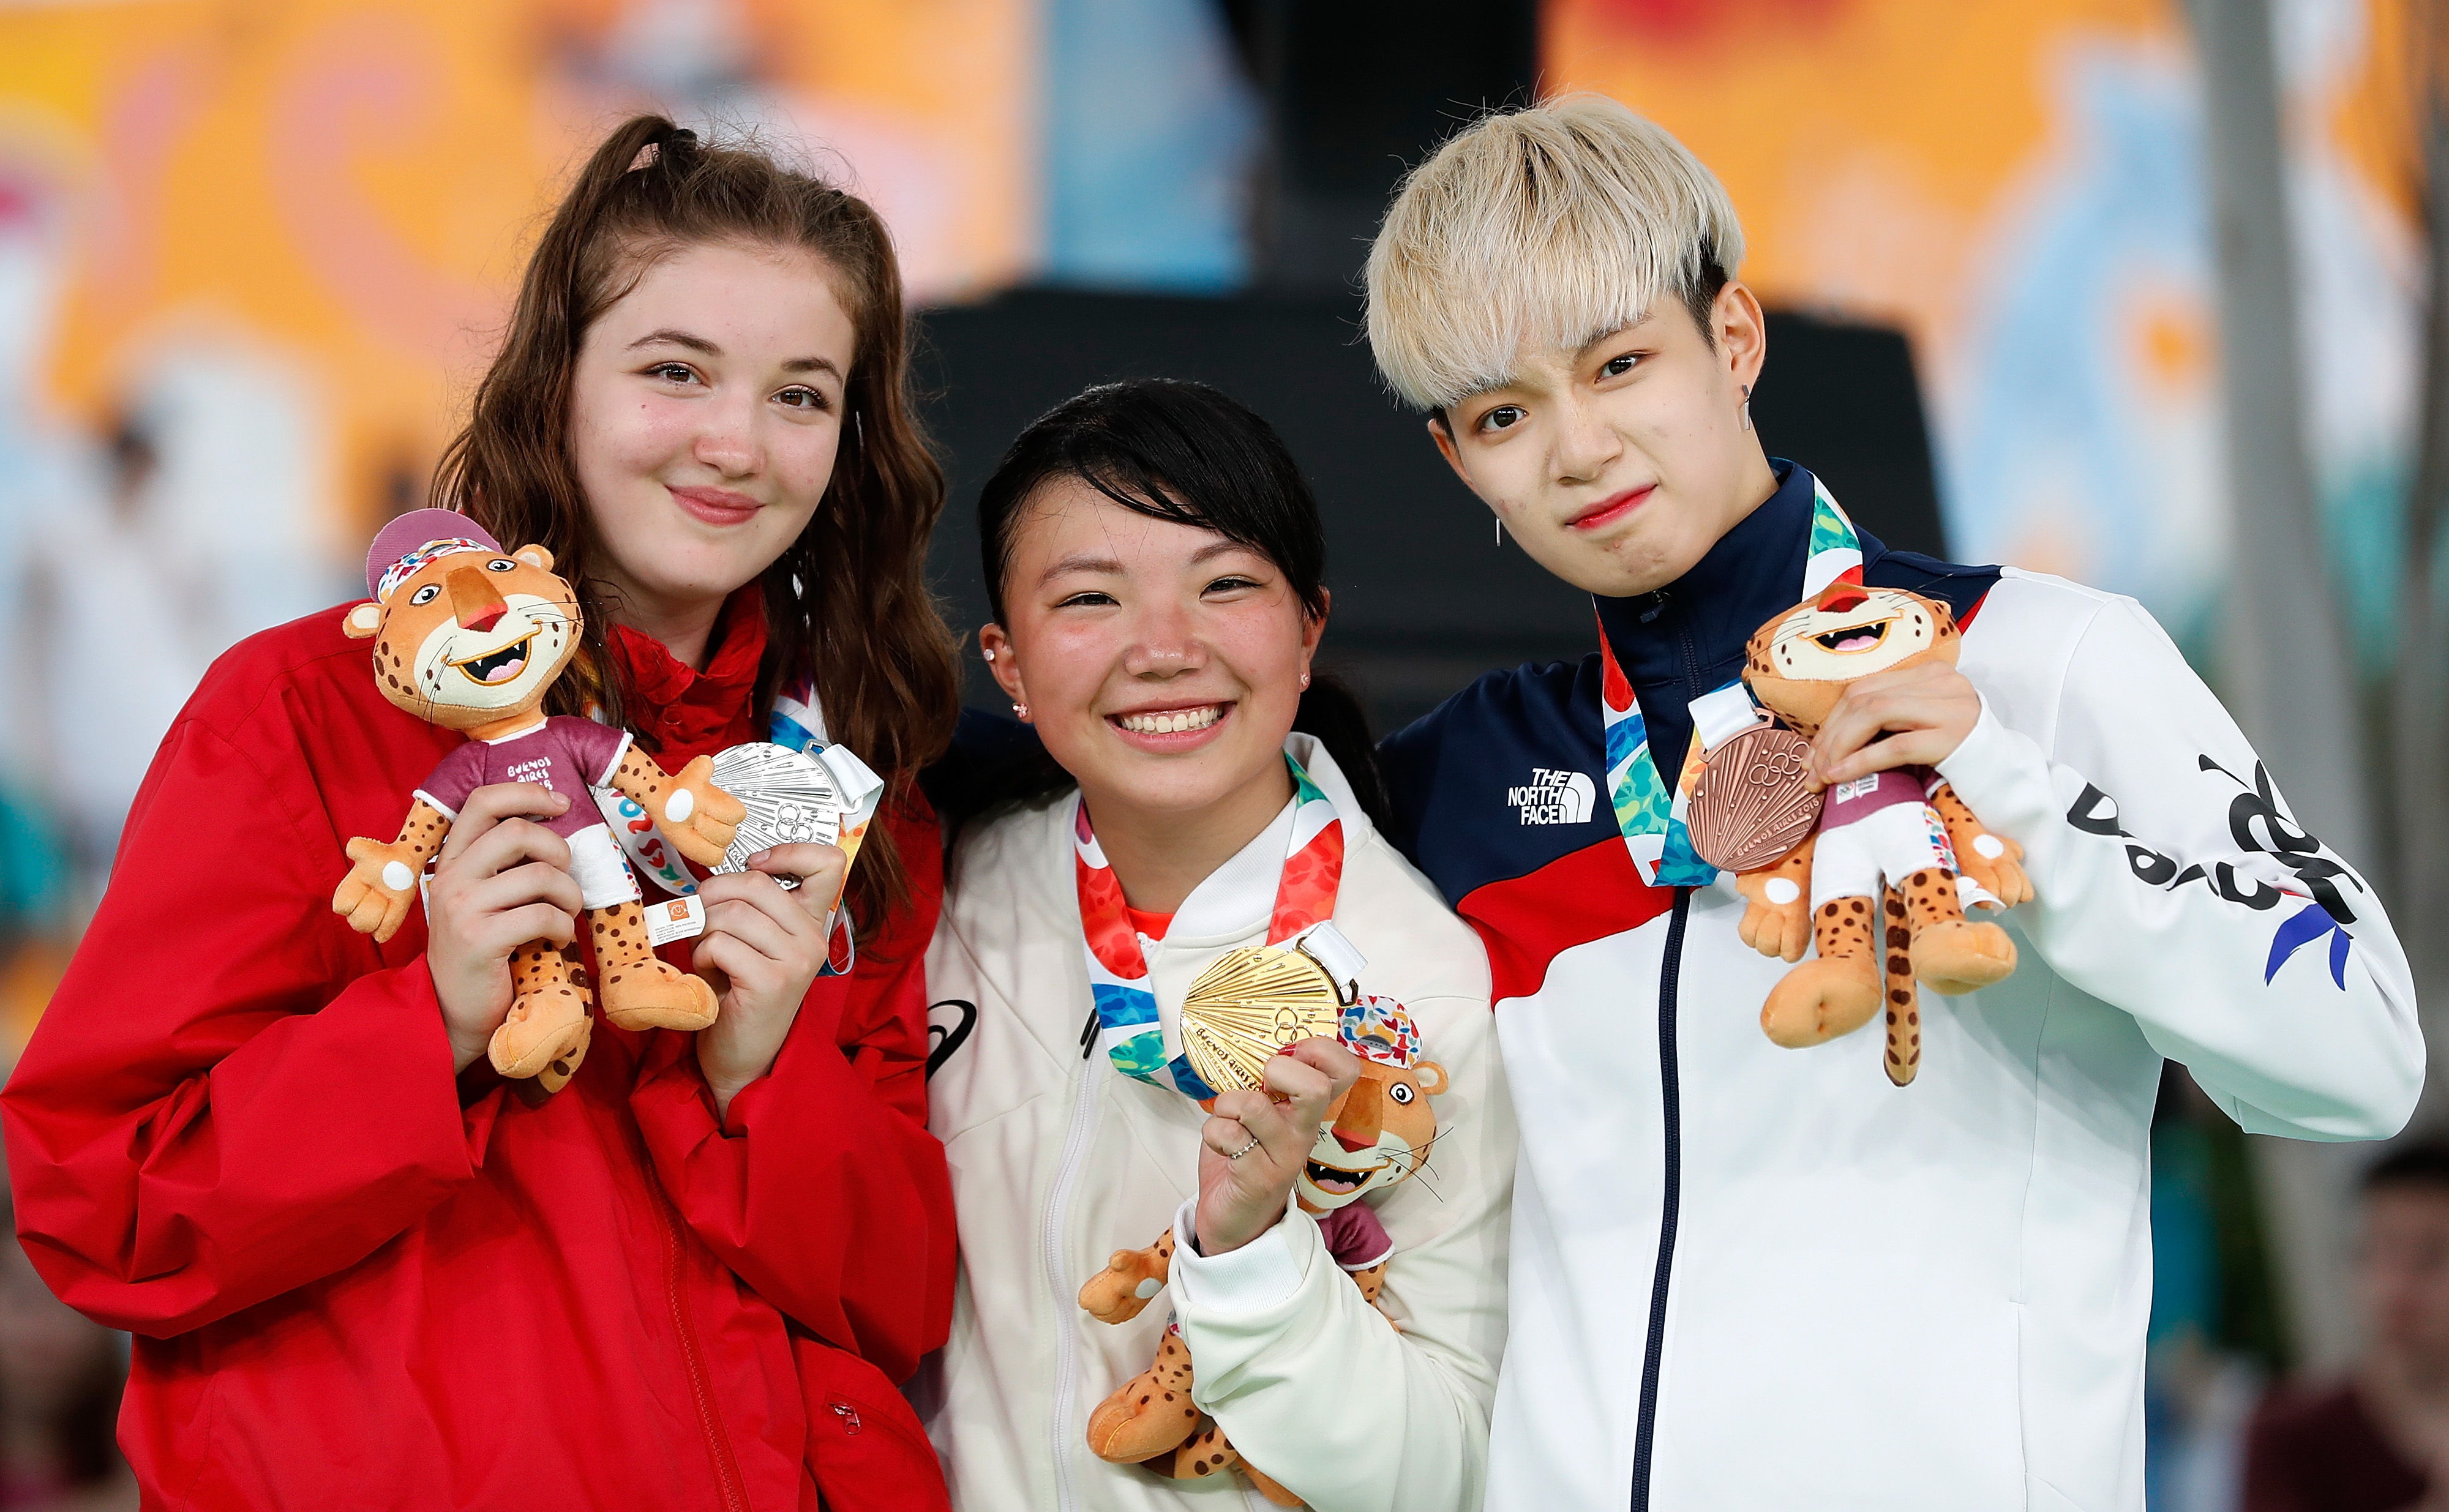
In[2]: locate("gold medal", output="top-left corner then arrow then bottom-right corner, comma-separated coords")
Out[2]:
1177,945 -> 1342,1095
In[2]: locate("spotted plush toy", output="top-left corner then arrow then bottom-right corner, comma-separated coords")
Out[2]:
1724,581 -> 2035,1085
330,510 -> 746,1095
1075,998 -> 1446,1508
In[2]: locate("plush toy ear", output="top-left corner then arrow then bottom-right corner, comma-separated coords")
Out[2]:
343,602 -> 383,640
514,544 -> 555,572
1411,1060 -> 1449,1097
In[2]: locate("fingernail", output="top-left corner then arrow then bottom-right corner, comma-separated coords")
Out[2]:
751,848 -> 772,864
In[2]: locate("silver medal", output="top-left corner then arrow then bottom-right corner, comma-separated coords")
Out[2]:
707,742 -> 846,888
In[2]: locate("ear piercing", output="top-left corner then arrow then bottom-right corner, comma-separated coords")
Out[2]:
1012,702 -> 1029,719
1740,383 -> 1755,433
983,648 -> 996,662
1300,671 -> 1311,690
1495,516 -> 1504,546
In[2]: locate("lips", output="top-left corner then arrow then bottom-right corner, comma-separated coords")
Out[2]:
1812,619 -> 1893,653
449,633 -> 534,686
1116,705 -> 1223,735
1566,484 -> 1656,533
669,485 -> 762,526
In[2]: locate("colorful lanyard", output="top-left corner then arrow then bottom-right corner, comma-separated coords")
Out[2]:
1075,754 -> 1345,1100
1598,476 -> 1864,889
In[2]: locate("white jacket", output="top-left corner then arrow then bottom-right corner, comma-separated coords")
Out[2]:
1381,557 -> 2423,1512
920,737 -> 1515,1512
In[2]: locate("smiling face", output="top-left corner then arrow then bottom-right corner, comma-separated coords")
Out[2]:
343,545 -> 580,732
1429,282 -> 1779,597
566,240 -> 856,630
1295,1057 -> 1449,1212
1744,583 -> 1959,736
981,476 -> 1324,832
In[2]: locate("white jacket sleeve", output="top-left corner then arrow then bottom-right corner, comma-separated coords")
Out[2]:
1938,594 -> 2422,1140
1165,992 -> 1512,1512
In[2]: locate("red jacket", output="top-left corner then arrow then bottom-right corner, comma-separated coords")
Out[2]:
1,599 -> 956,1511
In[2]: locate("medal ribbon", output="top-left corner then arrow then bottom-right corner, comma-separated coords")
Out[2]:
1075,753 -> 1345,1099
1599,476 -> 1863,888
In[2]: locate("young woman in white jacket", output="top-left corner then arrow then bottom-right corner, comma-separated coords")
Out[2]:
918,379 -> 1514,1512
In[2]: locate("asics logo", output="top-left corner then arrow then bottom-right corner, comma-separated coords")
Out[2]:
1507,768 -> 1596,826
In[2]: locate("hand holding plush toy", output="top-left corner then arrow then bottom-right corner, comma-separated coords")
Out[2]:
1075,998 -> 1445,1508
1690,581 -> 2033,1085
331,511 -> 747,1094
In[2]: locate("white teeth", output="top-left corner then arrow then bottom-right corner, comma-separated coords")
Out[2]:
1118,705 -> 1223,735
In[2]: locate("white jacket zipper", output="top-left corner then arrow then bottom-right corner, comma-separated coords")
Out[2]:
1042,1036 -> 1103,1512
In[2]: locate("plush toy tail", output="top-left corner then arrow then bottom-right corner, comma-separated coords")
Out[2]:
1880,886 -> 1919,1087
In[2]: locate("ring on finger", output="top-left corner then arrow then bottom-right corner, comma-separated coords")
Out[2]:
1228,1135 -> 1261,1161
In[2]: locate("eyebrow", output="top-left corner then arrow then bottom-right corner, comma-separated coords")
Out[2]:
1038,551 -> 1124,585
628,328 -> 720,356
627,329 -> 841,379
1573,315 -> 1650,361
1035,538 -> 1255,587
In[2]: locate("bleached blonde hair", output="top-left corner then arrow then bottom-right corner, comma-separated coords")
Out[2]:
1363,95 -> 1745,411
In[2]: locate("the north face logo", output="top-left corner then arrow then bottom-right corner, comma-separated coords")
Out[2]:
1507,769 -> 1596,825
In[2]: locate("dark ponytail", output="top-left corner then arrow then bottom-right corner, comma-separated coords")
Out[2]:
1291,671 -> 1389,833
963,379 -> 1390,834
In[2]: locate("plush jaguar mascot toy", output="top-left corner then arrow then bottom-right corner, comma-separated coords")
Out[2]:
1709,580 -> 2034,1085
331,510 -> 746,1095
1074,998 -> 1445,1508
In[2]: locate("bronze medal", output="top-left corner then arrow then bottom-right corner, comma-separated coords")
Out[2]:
1687,724 -> 1823,872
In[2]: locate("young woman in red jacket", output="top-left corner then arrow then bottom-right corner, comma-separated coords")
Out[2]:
0,116 -> 961,1511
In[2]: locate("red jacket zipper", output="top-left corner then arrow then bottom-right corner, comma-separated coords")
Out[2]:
660,1179 -> 749,1512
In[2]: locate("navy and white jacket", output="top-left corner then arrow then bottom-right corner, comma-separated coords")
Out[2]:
1379,463 -> 2423,1512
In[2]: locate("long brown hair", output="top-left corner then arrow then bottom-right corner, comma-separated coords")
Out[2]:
431,114 -> 960,925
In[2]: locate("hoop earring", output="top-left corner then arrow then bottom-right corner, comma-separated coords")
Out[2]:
1739,383 -> 1754,433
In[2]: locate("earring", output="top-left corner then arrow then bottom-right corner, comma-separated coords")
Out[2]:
983,647 -> 996,662
1011,702 -> 1029,720
1740,383 -> 1754,433
1495,516 -> 1504,546
1300,671 -> 1311,690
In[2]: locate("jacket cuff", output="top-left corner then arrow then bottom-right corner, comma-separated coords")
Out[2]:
1168,1196 -> 1311,1313
1933,698 -> 2054,833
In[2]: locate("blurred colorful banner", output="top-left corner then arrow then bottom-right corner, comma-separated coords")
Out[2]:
1,0 -> 1035,536
1547,0 -> 2423,662
0,0 -> 1040,937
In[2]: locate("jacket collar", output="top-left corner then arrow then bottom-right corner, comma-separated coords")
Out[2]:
1592,458 -> 1815,686
1588,460 -> 1817,776
603,582 -> 766,762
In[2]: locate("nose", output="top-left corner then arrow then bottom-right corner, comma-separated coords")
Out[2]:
448,566 -> 508,633
1119,599 -> 1206,678
694,389 -> 760,477
1815,580 -> 1869,615
1330,1077 -> 1384,1154
1551,395 -> 1622,484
